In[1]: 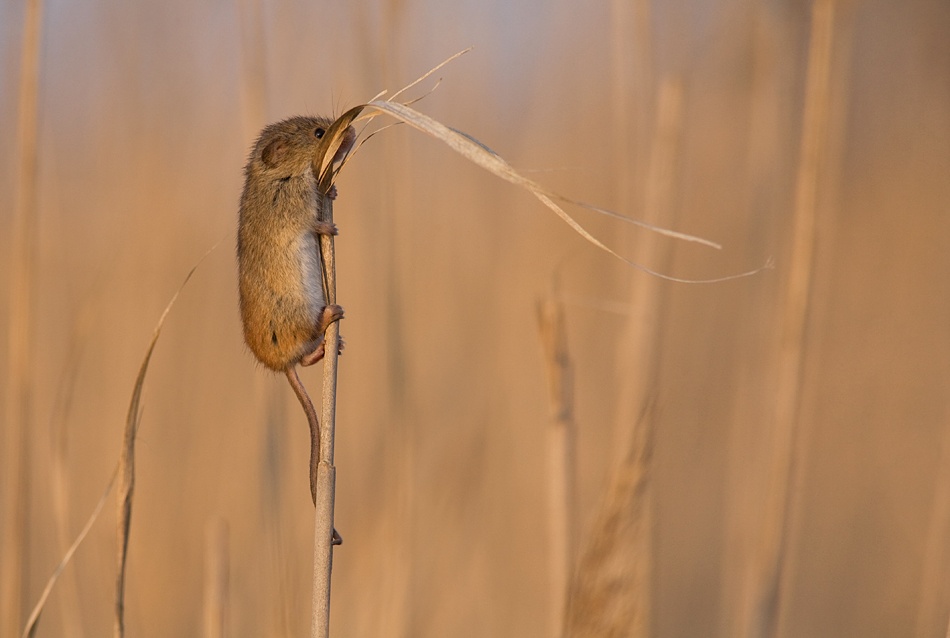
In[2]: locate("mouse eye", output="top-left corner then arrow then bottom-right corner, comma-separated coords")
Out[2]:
314,127 -> 326,139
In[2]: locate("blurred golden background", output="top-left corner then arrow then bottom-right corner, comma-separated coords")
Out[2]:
1,0 -> 948,636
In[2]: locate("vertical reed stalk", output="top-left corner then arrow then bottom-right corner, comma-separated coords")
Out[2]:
537,297 -> 576,638
916,412 -> 950,637
49,324 -> 89,638
311,193 -> 341,638
376,7 -> 413,633
564,78 -> 683,638
203,519 -> 230,638
235,0 -> 267,134
609,0 -> 653,210
262,389 -> 293,636
740,2 -> 836,636
2,1 -> 45,636
719,10 -> 784,635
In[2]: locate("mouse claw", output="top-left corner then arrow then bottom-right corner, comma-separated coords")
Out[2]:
332,529 -> 343,546
314,221 -> 338,236
327,184 -> 338,200
321,304 -> 344,326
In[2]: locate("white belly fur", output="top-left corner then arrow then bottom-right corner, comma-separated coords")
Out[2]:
296,232 -> 327,318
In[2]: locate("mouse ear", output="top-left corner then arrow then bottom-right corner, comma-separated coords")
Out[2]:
261,138 -> 287,167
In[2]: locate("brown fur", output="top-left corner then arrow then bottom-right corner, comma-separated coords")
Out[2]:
238,116 -> 353,371
237,116 -> 354,511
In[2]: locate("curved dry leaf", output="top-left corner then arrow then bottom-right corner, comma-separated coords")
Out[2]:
22,251 -> 211,638
322,98 -> 769,283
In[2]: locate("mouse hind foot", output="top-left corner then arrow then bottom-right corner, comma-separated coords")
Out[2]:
299,304 -> 345,366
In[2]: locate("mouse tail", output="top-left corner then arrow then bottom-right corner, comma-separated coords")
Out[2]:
285,365 -> 319,506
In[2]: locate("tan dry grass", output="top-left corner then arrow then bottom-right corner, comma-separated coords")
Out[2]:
2,0 -> 44,635
306,53 -> 722,634
738,2 -> 840,637
3,2 -> 949,636
20,259 -> 205,638
562,76 -> 683,638
310,191 -> 341,638
114,260 -> 205,637
202,518 -> 229,638
537,295 -> 576,637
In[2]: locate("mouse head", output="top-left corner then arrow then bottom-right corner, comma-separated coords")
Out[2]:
251,116 -> 355,178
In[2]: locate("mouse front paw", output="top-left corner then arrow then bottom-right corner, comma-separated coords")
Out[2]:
317,304 -> 344,332
313,221 -> 338,236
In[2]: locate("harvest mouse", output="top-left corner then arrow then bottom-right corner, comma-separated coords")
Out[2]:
237,115 -> 356,514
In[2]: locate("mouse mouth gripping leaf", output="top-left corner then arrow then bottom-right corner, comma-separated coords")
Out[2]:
312,114 -> 360,196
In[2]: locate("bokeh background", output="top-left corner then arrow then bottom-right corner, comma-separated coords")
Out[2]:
2,0 -> 948,636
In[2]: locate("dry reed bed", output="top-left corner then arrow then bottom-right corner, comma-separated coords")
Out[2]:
3,1 -> 949,636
